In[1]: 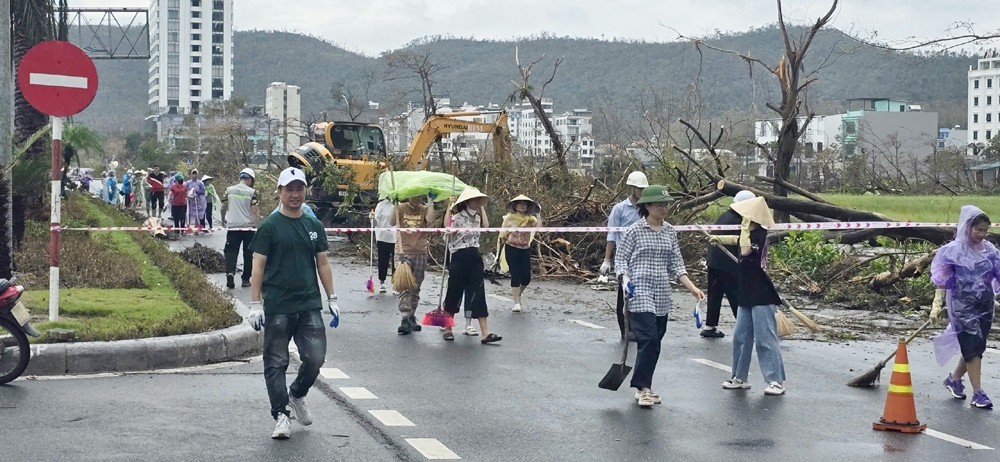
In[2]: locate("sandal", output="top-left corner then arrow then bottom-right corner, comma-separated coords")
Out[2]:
443,332 -> 455,341
480,333 -> 502,344
464,325 -> 480,336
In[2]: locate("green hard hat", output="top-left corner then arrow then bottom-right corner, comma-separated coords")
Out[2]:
636,185 -> 673,204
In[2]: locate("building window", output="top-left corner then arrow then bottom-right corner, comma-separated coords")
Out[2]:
974,131 -> 979,141
192,90 -> 201,97
975,114 -> 980,123
975,97 -> 980,107
213,11 -> 224,21
213,1 -> 224,10
192,33 -> 201,41
192,67 -> 200,74
192,56 -> 200,63
192,0 -> 201,6
192,11 -> 201,18
212,34 -> 223,44
192,22 -> 201,30
192,45 -> 200,52
990,79 -> 994,89
976,79 -> 981,89
191,78 -> 201,85
212,89 -> 223,99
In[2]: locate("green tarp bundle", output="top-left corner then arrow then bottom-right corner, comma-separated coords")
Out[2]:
377,171 -> 469,202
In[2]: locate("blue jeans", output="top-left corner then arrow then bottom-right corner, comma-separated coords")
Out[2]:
629,312 -> 668,390
263,310 -> 327,419
731,305 -> 786,384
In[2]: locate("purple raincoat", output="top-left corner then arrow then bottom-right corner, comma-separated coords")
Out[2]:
931,205 -> 1000,366
186,179 -> 207,225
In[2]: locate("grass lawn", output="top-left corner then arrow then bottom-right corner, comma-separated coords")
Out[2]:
20,196 -> 195,342
704,194 -> 1000,223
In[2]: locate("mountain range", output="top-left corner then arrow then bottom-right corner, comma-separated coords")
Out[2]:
73,25 -> 974,137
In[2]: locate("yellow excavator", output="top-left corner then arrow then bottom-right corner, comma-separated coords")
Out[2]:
287,111 -> 511,223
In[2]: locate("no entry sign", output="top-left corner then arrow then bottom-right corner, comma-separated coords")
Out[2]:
17,41 -> 99,117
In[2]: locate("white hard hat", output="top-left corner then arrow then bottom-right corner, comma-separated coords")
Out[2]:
626,171 -> 649,188
240,168 -> 256,179
733,190 -> 756,203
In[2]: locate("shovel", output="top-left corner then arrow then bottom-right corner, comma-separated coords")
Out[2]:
599,296 -> 633,390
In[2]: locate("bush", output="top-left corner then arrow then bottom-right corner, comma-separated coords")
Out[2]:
14,220 -> 144,290
769,231 -> 842,277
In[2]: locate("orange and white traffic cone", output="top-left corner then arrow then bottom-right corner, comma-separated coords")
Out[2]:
873,339 -> 926,433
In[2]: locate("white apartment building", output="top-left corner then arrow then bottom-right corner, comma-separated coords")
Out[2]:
553,109 -> 595,169
510,98 -> 555,156
755,114 -> 842,156
265,82 -> 302,154
148,0 -> 234,115
968,50 -> 1000,146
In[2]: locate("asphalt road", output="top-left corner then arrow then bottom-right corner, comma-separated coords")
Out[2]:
4,231 -> 1000,461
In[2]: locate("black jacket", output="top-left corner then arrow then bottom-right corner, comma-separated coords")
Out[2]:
707,209 -> 743,274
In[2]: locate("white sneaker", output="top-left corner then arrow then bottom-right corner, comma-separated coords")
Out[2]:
723,378 -> 752,390
512,303 -> 522,313
378,283 -> 387,294
271,413 -> 291,439
764,382 -> 786,395
634,391 -> 661,404
288,392 -> 313,425
464,325 -> 480,336
637,391 -> 655,408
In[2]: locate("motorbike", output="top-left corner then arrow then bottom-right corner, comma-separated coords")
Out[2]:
0,277 -> 41,384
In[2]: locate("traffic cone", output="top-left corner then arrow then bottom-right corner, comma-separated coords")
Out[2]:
873,339 -> 926,433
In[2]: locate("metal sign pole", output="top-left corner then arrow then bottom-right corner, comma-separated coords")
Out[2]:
49,116 -> 62,321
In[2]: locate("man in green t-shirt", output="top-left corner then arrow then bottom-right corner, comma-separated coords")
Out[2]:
249,166 -> 339,440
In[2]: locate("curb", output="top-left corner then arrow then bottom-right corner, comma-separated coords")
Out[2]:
24,293 -> 262,376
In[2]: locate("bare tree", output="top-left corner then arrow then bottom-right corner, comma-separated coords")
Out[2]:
382,49 -> 446,120
331,67 -> 379,122
680,0 -> 839,221
510,47 -> 568,166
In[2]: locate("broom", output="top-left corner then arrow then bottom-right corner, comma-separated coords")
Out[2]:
847,319 -> 933,387
388,158 -> 418,292
421,161 -> 459,328
698,227 -> 817,334
366,211 -> 375,293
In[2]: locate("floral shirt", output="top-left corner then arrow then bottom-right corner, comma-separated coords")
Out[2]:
614,220 -> 687,315
448,209 -> 482,253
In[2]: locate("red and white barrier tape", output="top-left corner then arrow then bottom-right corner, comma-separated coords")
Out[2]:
59,221 -> 975,233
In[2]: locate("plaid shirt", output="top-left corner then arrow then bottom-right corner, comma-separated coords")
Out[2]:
615,220 -> 688,315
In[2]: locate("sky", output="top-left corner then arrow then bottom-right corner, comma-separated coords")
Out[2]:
72,0 -> 1000,56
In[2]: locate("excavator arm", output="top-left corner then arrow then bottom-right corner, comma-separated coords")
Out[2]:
404,111 -> 511,170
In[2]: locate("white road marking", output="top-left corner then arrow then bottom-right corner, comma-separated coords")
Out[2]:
320,367 -> 350,379
29,72 -> 89,89
571,320 -> 606,329
691,358 -> 732,374
405,438 -> 461,460
923,428 -> 994,450
488,293 -> 513,302
13,358 -> 263,382
340,386 -> 378,399
368,410 -> 416,427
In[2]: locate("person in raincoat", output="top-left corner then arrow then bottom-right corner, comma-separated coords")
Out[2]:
931,205 -> 1000,409
105,170 -> 119,205
203,175 -> 221,230
498,195 -> 541,313
186,169 -> 207,231
121,170 -> 134,208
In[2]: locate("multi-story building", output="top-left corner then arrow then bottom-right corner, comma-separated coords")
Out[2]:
148,0 -> 234,116
265,82 -> 302,154
510,98 -> 555,156
968,50 -> 1000,147
553,109 -> 595,169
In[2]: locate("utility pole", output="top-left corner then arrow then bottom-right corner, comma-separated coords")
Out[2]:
0,1 -> 14,279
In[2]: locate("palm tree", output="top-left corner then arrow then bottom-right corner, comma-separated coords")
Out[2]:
61,124 -> 104,193
7,0 -> 55,277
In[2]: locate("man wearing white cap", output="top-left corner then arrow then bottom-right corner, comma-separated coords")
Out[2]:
601,171 -> 648,342
249,166 -> 339,440
703,190 -> 756,338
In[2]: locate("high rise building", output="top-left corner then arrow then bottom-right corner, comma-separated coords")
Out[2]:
265,82 -> 302,154
148,0 -> 234,115
969,50 -> 1000,147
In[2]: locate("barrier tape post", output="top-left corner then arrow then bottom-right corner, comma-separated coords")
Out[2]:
49,116 -> 62,322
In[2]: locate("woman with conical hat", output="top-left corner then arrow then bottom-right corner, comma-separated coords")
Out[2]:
722,196 -> 787,396
499,194 -> 541,313
615,185 -> 705,408
443,187 -> 502,344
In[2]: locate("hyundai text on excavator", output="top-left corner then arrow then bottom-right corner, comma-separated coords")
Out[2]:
287,111 -> 511,224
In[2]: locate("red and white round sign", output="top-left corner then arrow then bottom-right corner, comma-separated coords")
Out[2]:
17,41 -> 99,117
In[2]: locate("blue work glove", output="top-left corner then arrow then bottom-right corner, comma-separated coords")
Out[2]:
328,295 -> 340,328
427,191 -> 438,201
620,275 -> 635,299
248,301 -> 264,331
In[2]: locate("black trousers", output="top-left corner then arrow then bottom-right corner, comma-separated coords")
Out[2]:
225,230 -> 255,281
376,241 -> 395,282
505,245 -> 532,288
629,312 -> 669,390
706,268 -> 740,327
444,247 -> 488,318
206,202 -> 214,228
171,205 -> 187,229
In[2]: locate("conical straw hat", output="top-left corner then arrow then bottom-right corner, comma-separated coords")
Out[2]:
730,196 -> 775,227
452,187 -> 489,210
507,194 -> 540,213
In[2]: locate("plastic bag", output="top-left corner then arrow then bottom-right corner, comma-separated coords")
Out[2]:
694,300 -> 705,328
377,171 -> 469,203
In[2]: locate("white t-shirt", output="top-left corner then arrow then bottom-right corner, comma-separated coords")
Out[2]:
374,199 -> 397,244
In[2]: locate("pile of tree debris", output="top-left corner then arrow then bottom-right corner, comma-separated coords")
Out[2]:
180,243 -> 226,273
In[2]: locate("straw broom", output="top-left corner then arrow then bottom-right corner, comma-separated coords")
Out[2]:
697,227 -> 816,334
846,319 -> 933,387
387,156 -> 418,292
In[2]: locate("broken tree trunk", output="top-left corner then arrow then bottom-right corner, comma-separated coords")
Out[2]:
869,249 -> 938,289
